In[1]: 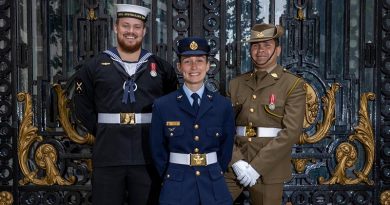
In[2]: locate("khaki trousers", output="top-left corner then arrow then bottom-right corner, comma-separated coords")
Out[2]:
224,168 -> 283,205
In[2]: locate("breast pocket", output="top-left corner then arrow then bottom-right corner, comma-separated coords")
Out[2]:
260,98 -> 285,119
207,127 -> 223,138
207,127 -> 223,147
160,168 -> 184,203
233,95 -> 247,106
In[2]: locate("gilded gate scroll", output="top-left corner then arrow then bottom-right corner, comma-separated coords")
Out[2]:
292,82 -> 375,186
17,92 -> 75,186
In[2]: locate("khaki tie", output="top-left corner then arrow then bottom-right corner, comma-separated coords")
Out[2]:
255,70 -> 268,84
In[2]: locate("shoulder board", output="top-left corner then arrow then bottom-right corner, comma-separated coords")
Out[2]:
235,70 -> 253,78
283,68 -> 302,78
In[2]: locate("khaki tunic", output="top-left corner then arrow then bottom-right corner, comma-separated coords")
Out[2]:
227,65 -> 306,184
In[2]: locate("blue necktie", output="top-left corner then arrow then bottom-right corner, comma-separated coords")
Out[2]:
191,93 -> 200,113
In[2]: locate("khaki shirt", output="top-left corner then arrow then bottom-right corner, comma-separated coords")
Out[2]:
228,64 -> 306,184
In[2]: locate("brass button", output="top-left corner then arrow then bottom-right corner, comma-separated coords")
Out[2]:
194,124 -> 199,129
215,133 -> 220,137
166,174 -> 170,178
248,122 -> 253,126
250,108 -> 254,113
194,136 -> 200,141
170,133 -> 174,136
196,171 -> 200,176
235,102 -> 240,105
252,95 -> 257,100
194,148 -> 199,153
248,137 -> 252,142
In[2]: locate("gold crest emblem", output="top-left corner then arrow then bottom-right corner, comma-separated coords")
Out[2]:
190,41 -> 198,50
271,73 -> 278,78
256,32 -> 264,38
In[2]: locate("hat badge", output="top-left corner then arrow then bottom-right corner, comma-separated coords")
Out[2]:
190,41 -> 198,50
256,32 -> 264,38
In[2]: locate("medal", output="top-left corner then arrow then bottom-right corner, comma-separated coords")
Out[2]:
268,94 -> 276,110
150,63 -> 157,77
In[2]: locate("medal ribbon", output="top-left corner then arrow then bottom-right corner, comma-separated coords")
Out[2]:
150,62 -> 157,76
270,94 -> 275,105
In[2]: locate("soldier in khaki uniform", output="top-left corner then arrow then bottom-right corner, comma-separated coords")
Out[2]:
224,23 -> 306,205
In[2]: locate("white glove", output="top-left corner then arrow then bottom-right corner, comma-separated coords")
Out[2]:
232,160 -> 251,187
232,160 -> 248,176
247,164 -> 260,187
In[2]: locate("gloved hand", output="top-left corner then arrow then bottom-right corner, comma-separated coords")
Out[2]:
247,164 -> 260,187
232,160 -> 252,187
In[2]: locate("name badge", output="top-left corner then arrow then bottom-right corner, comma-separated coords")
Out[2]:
166,121 -> 181,126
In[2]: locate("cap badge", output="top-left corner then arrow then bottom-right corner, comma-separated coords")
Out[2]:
268,94 -> 276,110
271,73 -> 278,78
256,32 -> 264,38
190,41 -> 198,50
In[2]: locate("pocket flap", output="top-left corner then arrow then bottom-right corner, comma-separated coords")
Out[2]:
208,166 -> 223,180
207,127 -> 223,137
165,168 -> 184,181
164,126 -> 184,137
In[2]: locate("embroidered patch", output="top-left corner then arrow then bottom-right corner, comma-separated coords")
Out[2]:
75,78 -> 84,95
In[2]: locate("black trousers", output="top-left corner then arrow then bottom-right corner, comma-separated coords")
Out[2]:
92,165 -> 161,205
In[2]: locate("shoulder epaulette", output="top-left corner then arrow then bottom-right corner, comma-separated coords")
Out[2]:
282,68 -> 302,78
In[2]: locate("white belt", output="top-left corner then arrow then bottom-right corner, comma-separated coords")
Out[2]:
236,126 -> 281,137
169,152 -> 217,166
97,113 -> 152,124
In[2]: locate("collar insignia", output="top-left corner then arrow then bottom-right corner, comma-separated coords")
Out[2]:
271,73 -> 278,78
101,62 -> 110,66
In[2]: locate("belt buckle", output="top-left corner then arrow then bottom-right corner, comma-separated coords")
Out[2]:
120,113 -> 135,125
190,153 -> 207,166
245,126 -> 257,137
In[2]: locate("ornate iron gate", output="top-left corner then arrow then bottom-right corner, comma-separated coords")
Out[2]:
0,0 -> 387,204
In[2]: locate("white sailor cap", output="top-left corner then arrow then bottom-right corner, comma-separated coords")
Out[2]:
115,4 -> 151,21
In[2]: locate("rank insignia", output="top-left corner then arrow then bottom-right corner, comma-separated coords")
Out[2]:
101,62 -> 110,66
268,94 -> 276,110
177,95 -> 183,99
150,62 -> 157,77
75,78 -> 84,95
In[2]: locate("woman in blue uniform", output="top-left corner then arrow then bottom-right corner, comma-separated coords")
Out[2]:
149,36 -> 235,205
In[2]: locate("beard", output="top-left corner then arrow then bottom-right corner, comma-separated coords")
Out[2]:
117,35 -> 143,53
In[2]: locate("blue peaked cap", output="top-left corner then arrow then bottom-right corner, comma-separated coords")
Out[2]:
176,37 -> 210,56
